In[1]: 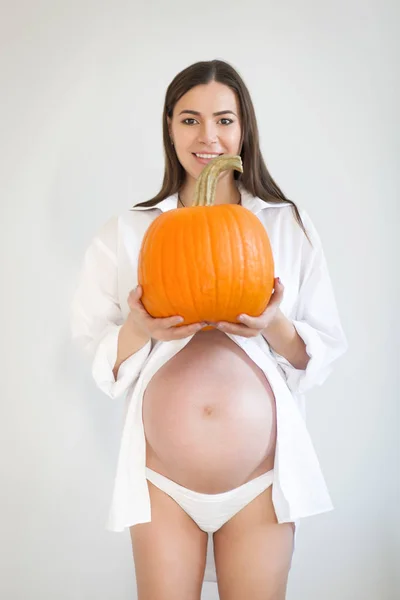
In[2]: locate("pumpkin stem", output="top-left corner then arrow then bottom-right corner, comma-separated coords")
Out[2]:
193,154 -> 243,207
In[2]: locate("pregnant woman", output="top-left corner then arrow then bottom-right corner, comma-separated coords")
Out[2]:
71,60 -> 347,600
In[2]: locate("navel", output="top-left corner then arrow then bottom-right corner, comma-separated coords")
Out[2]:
203,405 -> 215,417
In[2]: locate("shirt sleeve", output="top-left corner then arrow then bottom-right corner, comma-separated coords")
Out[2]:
70,215 -> 151,400
269,209 -> 348,395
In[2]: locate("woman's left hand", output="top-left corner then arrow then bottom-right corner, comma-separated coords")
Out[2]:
211,277 -> 284,338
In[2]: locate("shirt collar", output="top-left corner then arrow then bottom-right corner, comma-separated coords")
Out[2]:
131,182 -> 291,215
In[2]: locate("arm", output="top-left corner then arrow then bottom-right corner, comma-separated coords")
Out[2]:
266,210 -> 348,395
262,308 -> 310,371
112,314 -> 150,379
70,216 -> 151,399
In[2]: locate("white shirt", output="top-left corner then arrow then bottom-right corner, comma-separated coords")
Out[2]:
70,182 -> 348,538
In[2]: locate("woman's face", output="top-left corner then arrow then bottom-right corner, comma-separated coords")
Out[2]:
167,81 -> 242,182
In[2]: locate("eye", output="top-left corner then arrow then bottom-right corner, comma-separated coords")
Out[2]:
181,118 -> 235,126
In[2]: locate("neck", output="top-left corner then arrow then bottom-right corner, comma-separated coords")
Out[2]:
179,176 -> 241,207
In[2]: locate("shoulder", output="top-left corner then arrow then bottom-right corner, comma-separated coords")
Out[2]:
119,206 -> 163,238
257,202 -> 325,263
274,203 -> 321,245
95,206 -> 161,241
257,198 -> 303,232
93,214 -> 119,243
79,215 -> 119,263
296,207 -> 323,250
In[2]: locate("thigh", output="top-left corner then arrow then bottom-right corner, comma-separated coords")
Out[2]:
130,478 -> 209,600
213,484 -> 295,600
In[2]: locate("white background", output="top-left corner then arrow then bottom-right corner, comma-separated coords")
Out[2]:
1,1 -> 398,598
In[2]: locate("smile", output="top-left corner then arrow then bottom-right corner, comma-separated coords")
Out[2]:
193,153 -> 223,164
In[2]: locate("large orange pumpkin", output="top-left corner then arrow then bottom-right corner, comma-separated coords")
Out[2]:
137,155 -> 275,325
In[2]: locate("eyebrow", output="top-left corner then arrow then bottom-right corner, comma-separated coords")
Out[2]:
178,109 -> 237,117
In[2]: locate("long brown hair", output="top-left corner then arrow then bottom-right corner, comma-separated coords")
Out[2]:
133,59 -> 311,244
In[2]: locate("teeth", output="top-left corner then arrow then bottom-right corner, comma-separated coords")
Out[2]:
195,153 -> 221,159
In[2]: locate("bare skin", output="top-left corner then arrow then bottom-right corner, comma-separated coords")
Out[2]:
143,329 -> 277,493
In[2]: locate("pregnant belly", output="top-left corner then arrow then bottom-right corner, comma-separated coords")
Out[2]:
143,329 -> 277,493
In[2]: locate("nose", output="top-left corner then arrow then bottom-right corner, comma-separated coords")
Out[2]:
197,122 -> 218,145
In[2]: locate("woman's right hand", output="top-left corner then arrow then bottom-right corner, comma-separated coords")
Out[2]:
127,285 -> 207,341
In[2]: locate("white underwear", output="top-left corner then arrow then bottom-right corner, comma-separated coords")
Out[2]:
146,467 -> 283,534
